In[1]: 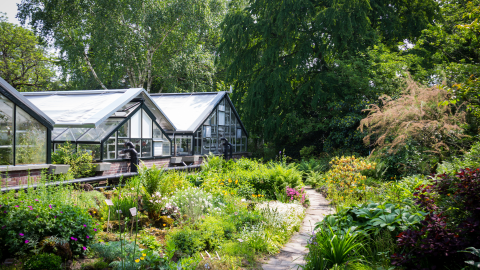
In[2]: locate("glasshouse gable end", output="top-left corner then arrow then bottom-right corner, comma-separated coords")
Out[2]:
0,80 -> 249,184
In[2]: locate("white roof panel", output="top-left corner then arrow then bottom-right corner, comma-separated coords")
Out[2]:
150,92 -> 225,132
21,88 -> 176,131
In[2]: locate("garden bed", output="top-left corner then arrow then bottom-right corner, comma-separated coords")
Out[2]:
0,155 -> 309,269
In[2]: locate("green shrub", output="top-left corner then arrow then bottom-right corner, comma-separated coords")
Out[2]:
0,200 -> 99,257
299,145 -> 316,159
52,142 -> 94,178
196,216 -> 236,250
437,141 -> 480,175
90,241 -> 139,262
24,253 -> 62,270
168,227 -> 206,255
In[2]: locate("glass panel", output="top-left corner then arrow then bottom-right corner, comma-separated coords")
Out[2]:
54,129 -> 75,142
141,139 -> 152,157
78,128 -> 99,141
78,144 -> 101,160
71,128 -> 90,141
94,118 -> 123,141
175,135 -> 192,155
153,125 -> 164,139
52,128 -> 67,140
103,137 -> 116,160
15,106 -> 47,165
0,94 -> 14,165
142,110 -> 152,138
154,141 -> 163,156
163,140 -> 171,156
117,138 -> 130,159
218,111 -> 225,125
194,130 -> 202,155
118,120 -> 130,138
131,139 -> 141,157
131,110 -> 141,138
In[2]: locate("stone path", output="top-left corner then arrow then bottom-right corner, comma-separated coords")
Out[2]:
262,187 -> 334,270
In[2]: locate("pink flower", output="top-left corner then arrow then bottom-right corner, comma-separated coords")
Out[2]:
25,240 -> 29,244
19,233 -> 24,236
83,224 -> 86,227
49,205 -> 52,209
15,205 -> 19,207
86,235 -> 89,239
35,199 -> 39,202
93,228 -> 97,232
82,246 -> 87,251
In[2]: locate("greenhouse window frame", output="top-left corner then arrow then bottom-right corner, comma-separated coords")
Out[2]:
0,79 -> 53,165
52,102 -> 172,161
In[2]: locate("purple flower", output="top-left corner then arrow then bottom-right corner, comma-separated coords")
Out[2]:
82,246 -> 87,251
49,205 -> 52,209
86,235 -> 90,239
35,199 -> 39,202
60,211 -> 63,213
3,211 -> 6,213
93,228 -> 97,232
15,205 -> 19,207
71,237 -> 74,240
83,224 -> 86,227
1,226 -> 5,229
25,240 -> 29,244
19,233 -> 24,236
36,216 -> 39,218
54,216 -> 56,218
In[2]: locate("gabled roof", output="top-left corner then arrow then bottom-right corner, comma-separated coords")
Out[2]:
0,77 -> 55,130
150,92 -> 226,132
21,88 -> 176,131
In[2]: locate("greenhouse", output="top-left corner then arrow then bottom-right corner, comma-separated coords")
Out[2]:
150,92 -> 248,156
22,88 -> 175,161
0,77 -> 55,166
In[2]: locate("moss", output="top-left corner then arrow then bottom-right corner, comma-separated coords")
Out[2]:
154,216 -> 174,228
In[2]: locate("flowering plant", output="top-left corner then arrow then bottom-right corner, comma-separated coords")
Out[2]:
285,186 -> 309,207
0,199 -> 99,257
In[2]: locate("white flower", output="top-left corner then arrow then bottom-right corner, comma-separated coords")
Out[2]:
241,199 -> 246,202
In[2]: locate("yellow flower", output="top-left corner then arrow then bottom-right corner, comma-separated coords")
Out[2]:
135,259 -> 140,263
229,179 -> 232,183
141,257 -> 144,260
142,253 -> 146,257
235,180 -> 238,184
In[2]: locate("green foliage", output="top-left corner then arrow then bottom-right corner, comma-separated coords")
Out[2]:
0,13 -> 55,91
196,216 -> 236,250
0,199 -> 99,257
90,241 -> 139,262
306,226 -> 366,268
437,141 -> 480,175
299,146 -> 316,159
461,247 -> 480,268
219,0 -> 438,154
319,202 -> 426,237
52,142 -> 94,179
18,0 -> 227,92
23,253 -> 62,270
168,227 -> 206,255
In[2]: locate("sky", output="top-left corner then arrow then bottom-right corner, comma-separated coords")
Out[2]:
0,0 -> 23,25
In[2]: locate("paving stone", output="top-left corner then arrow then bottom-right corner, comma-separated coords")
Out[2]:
262,187 -> 333,269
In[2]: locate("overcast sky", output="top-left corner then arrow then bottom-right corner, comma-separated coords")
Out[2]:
0,0 -> 23,25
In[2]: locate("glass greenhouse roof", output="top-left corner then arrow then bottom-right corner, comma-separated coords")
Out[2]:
22,88 -> 174,130
21,89 -> 176,143
0,77 -> 55,129
150,92 -> 225,132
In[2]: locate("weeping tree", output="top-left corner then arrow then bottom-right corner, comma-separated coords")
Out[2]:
18,0 -> 227,92
218,0 -> 440,156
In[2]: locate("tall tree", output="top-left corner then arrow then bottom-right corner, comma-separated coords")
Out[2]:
18,0 -> 227,92
0,14 -> 55,91
218,0 -> 439,154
